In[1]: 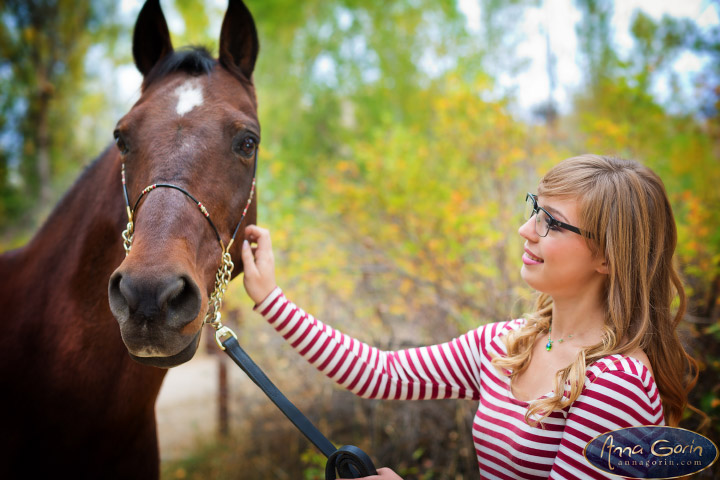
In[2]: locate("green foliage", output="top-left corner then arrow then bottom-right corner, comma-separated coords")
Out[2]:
300,449 -> 325,480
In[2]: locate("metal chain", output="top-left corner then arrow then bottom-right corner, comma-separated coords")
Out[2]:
122,221 -> 134,256
204,250 -> 235,329
123,219 -> 236,343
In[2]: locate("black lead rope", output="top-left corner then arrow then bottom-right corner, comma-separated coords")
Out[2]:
220,336 -> 378,479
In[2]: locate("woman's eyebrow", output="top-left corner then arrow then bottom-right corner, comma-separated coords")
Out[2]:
543,204 -> 571,223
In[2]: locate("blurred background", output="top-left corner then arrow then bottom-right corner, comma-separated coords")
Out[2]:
1,0 -> 718,478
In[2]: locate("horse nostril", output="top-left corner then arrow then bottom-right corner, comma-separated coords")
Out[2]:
117,275 -> 140,311
157,277 -> 185,309
164,275 -> 201,328
108,271 -> 133,320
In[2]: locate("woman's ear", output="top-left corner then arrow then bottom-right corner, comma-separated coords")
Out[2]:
596,259 -> 609,275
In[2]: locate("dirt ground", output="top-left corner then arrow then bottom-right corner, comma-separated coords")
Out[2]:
154,331 -> 334,467
155,349 -> 251,460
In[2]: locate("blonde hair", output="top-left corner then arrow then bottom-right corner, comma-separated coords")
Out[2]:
492,154 -> 698,426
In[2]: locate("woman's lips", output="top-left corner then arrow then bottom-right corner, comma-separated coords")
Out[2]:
523,248 -> 544,265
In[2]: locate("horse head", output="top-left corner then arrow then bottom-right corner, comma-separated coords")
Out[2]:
108,0 -> 259,368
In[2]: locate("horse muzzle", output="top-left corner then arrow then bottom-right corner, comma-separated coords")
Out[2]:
108,267 -> 205,367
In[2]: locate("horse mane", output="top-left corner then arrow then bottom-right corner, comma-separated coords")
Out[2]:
143,46 -> 217,88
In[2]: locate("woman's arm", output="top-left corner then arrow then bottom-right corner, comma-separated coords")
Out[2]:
254,286 -> 485,400
241,225 -> 487,401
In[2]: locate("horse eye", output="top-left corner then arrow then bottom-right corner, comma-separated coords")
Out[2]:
234,135 -> 257,157
114,131 -> 129,155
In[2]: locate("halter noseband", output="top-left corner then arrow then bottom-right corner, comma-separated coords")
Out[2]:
120,150 -> 257,332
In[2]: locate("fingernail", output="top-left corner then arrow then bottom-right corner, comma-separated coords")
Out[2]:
243,239 -> 249,249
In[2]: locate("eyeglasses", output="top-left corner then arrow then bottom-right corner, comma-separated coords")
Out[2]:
525,193 -> 583,237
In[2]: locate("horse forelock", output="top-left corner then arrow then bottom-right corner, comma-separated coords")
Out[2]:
142,46 -> 217,90
141,45 -> 256,106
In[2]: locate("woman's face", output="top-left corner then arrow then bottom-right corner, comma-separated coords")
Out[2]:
518,195 -> 607,300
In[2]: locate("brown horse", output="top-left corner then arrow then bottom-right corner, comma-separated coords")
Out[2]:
0,0 -> 259,477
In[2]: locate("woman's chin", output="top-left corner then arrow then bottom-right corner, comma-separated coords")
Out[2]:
520,268 -> 545,294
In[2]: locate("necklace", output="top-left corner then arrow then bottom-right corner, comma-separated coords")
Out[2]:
545,325 -> 573,352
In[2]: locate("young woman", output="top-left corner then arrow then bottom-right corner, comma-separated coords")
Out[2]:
240,155 -> 697,479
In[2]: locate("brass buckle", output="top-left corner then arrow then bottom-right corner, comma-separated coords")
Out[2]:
214,324 -> 238,351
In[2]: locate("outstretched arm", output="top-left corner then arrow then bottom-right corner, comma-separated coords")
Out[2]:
241,225 -> 485,401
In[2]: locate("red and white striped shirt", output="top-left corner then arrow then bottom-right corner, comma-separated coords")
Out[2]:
255,288 -> 664,479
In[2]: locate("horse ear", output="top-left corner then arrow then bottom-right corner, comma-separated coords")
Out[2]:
218,0 -> 259,80
132,0 -> 174,77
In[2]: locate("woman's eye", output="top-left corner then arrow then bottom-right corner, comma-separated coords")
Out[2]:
114,131 -> 129,155
234,136 -> 257,157
543,216 -> 560,231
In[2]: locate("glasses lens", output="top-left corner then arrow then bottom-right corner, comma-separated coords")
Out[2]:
526,194 -> 551,237
535,209 -> 550,237
525,195 -> 536,220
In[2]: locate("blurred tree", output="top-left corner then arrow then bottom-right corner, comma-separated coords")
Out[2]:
574,0 -> 619,87
0,0 -> 121,236
691,0 -> 720,120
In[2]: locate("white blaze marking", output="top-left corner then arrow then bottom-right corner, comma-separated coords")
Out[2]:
174,79 -> 204,116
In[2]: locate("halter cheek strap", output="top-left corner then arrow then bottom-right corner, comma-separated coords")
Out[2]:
120,150 -> 257,327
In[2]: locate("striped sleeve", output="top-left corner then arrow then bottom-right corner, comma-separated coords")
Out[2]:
254,287 -> 500,401
549,359 -> 664,479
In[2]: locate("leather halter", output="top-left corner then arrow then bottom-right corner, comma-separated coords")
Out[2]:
119,150 -> 257,327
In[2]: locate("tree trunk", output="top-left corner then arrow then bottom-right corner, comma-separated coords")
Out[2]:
36,77 -> 53,207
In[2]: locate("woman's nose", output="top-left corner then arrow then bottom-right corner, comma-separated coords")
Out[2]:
518,216 -> 538,241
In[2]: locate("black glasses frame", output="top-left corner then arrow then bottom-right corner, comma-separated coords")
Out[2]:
525,193 -> 583,237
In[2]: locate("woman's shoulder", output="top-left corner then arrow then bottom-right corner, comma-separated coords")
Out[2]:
477,318 -> 526,340
472,318 -> 526,354
584,353 -> 658,396
570,353 -> 664,423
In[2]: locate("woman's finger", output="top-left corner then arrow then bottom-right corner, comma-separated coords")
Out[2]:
338,467 -> 403,480
252,227 -> 273,265
240,239 -> 258,277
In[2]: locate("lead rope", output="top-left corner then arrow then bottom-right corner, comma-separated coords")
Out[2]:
119,150 -> 376,478
217,333 -> 377,479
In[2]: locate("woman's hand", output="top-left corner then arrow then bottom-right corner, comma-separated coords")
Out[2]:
339,468 -> 404,480
240,225 -> 277,305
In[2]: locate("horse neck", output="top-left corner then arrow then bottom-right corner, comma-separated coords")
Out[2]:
45,147 -> 126,262
5,146 -> 128,328
0,146 -> 167,416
